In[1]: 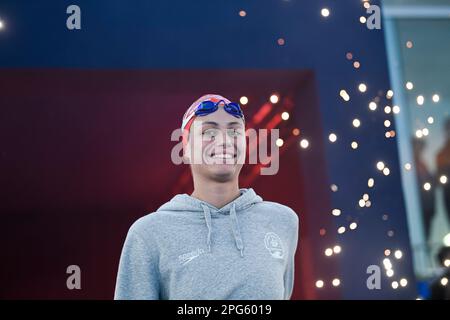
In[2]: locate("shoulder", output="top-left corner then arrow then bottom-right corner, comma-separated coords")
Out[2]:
126,211 -> 166,243
255,202 -> 300,251
256,201 -> 299,222
254,201 -> 299,233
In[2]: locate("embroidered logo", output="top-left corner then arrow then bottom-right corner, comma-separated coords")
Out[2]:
178,248 -> 205,266
264,232 -> 284,259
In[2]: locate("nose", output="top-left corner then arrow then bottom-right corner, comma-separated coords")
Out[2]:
214,130 -> 233,148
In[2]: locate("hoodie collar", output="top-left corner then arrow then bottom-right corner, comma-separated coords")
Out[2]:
157,188 -> 262,215
157,188 -> 262,257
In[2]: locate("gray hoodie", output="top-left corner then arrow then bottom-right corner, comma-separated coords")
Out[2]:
114,188 -> 299,300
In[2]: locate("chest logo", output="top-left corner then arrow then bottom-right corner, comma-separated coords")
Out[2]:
264,232 -> 284,259
178,248 -> 205,266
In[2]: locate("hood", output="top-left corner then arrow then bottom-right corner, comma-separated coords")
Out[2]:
157,188 -> 263,257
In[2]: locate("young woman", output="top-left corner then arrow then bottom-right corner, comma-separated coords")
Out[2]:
114,94 -> 299,300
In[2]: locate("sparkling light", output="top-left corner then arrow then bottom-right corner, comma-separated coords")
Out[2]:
349,222 -> 357,230
240,96 -> 248,105
292,128 -> 300,136
377,161 -> 385,171
363,193 -> 369,201
332,278 -> 341,287
0,20 -> 4,30
329,133 -> 337,143
404,163 -> 412,170
400,278 -> 408,287
325,248 -> 333,256
444,259 -> 450,267
405,82 -> 414,90
441,277 -> 448,286
333,245 -> 341,254
432,94 -> 440,103
427,117 -> 434,124
383,258 -> 392,270
340,90 -> 350,101
383,167 -> 390,176
422,128 -> 429,136
332,209 -> 342,216
359,16 -> 367,24
393,105 -> 400,114
443,233 -> 450,246
386,269 -> 394,277
321,8 -> 330,17
358,83 -> 367,93
394,250 -> 403,259
384,106 -> 392,114
440,175 -> 448,184
338,226 -> 346,234
351,141 -> 358,149
331,184 -> 338,192
416,95 -> 424,106
384,249 -> 391,256
392,281 -> 399,289
365,200 -> 371,207
281,111 -> 290,120
406,41 -> 413,48
386,90 -> 394,99
368,178 -> 375,188
276,138 -> 284,147
316,280 -> 324,288
423,182 -> 431,191
300,139 -> 309,149
384,120 -> 391,128
369,102 -> 377,111
270,94 -> 279,104
353,61 -> 360,69
359,199 -> 366,207
277,38 -> 285,46
415,130 -> 423,138
352,118 -> 361,128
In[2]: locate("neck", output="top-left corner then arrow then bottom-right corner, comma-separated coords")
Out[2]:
191,177 -> 241,209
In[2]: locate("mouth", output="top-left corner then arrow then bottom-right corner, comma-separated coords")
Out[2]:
210,152 -> 237,159
206,150 -> 238,164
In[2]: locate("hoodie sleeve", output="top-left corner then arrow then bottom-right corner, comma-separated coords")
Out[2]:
284,214 -> 299,300
114,224 -> 160,300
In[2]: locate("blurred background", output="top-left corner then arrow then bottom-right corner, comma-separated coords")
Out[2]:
0,0 -> 449,299
383,0 -> 450,299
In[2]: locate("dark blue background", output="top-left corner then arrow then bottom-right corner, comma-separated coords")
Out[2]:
0,0 -> 416,299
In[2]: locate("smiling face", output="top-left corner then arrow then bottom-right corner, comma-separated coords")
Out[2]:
184,106 -> 246,183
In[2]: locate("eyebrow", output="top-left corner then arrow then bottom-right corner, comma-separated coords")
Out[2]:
201,121 -> 219,126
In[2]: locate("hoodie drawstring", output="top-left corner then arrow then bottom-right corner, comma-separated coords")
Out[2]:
230,203 -> 245,257
200,203 -> 245,258
201,204 -> 212,253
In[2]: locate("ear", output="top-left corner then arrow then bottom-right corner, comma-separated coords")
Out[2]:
181,128 -> 192,164
182,140 -> 191,164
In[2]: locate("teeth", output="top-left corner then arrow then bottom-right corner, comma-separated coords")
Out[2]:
212,154 -> 233,159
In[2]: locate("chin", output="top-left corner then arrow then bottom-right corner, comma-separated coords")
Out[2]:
211,167 -> 235,180
207,165 -> 238,182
